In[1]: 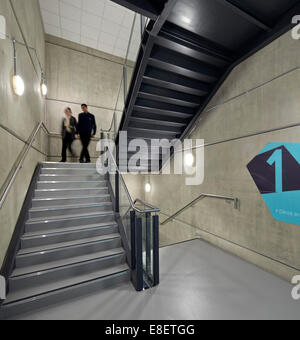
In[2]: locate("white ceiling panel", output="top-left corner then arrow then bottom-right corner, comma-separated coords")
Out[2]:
41,9 -> 61,27
61,17 -> 81,34
39,0 -> 142,61
62,30 -> 81,43
44,24 -> 61,37
39,0 -> 60,15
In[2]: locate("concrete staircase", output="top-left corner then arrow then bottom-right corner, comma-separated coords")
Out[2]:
0,162 -> 129,319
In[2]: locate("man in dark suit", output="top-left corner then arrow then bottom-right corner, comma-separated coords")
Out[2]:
77,104 -> 97,163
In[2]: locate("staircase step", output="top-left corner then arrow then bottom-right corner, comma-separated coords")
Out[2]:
11,247 -> 125,277
34,187 -> 109,198
25,211 -> 116,233
18,233 -> 120,255
39,174 -> 105,182
2,264 -> 129,311
10,250 -> 126,291
31,195 -> 111,208
36,181 -> 107,190
23,222 -> 118,238
0,161 -> 132,320
41,168 -> 99,175
16,233 -> 122,268
21,223 -> 119,248
1,270 -> 129,319
42,162 -> 97,169
29,202 -> 113,219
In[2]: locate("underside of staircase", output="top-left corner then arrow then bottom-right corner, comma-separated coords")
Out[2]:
114,0 -> 300,171
0,162 -> 129,319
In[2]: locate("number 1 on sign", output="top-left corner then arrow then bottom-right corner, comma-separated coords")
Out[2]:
267,149 -> 283,193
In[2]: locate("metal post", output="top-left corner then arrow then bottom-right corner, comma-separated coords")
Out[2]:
146,212 -> 151,275
115,171 -> 119,213
140,15 -> 146,40
130,210 -> 136,270
234,198 -> 239,209
12,38 -> 17,75
123,66 -> 127,104
153,215 -> 159,286
136,217 -> 143,291
112,112 -> 115,138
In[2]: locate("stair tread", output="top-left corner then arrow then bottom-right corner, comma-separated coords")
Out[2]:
4,264 -> 129,305
40,174 -> 102,177
11,248 -> 125,278
17,233 -> 121,256
35,188 -> 108,194
42,162 -> 96,164
32,195 -> 110,202
26,211 -> 115,224
37,180 -> 106,183
23,222 -> 118,238
29,202 -> 112,212
42,168 -> 98,171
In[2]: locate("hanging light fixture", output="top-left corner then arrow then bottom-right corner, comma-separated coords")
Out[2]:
12,39 -> 25,96
40,71 -> 47,96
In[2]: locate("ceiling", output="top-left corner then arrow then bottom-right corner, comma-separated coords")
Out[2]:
39,0 -> 141,61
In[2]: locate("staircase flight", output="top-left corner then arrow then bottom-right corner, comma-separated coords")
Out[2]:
114,0 -> 300,170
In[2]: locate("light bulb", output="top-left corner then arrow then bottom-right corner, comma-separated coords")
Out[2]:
145,183 -> 151,193
41,83 -> 47,96
185,153 -> 194,167
12,75 -> 25,96
182,16 -> 191,25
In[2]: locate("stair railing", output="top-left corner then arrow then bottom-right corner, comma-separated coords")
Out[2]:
102,15 -> 158,291
106,148 -> 160,291
0,122 -> 49,210
161,194 -> 239,226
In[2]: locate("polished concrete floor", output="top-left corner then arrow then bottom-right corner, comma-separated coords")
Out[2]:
9,239 -> 300,320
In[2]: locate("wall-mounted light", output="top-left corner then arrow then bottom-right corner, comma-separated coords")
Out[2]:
182,16 -> 191,25
185,152 -> 194,167
12,39 -> 25,96
41,83 -> 47,96
12,75 -> 25,96
145,183 -> 151,193
40,71 -> 47,96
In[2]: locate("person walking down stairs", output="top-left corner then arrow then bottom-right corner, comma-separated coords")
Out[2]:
61,107 -> 77,163
77,104 -> 97,164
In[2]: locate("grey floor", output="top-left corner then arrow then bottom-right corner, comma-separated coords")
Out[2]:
9,239 -> 300,320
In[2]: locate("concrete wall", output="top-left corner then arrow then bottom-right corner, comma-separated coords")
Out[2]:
146,30 -> 300,281
0,0 -> 46,266
45,34 -> 133,162
44,34 -> 144,222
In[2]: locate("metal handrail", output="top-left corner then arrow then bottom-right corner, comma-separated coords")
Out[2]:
49,132 -> 101,142
0,122 -> 49,209
134,199 -> 160,212
107,148 -> 160,214
100,114 -> 116,134
161,194 -> 239,226
0,118 -> 159,215
122,198 -> 160,219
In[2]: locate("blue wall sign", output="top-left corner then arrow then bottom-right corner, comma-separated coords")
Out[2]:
247,142 -> 300,226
